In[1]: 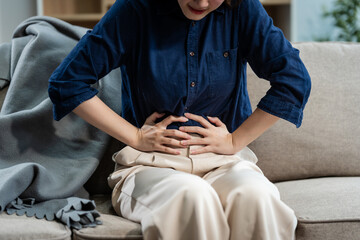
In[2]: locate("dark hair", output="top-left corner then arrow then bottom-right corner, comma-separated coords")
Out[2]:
224,0 -> 243,8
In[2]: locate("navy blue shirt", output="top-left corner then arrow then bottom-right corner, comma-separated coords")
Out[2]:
48,0 -> 311,132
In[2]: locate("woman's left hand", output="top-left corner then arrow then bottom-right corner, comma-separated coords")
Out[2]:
179,113 -> 238,155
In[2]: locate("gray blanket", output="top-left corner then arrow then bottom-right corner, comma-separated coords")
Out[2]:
0,17 -> 122,228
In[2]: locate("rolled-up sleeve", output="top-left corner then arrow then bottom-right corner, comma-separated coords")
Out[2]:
48,0 -> 137,121
239,0 -> 311,128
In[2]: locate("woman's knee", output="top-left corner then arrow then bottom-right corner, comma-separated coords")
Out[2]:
142,175 -> 229,240
175,175 -> 220,207
228,179 -> 280,208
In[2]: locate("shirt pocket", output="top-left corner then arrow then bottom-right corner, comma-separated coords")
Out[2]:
206,47 -> 238,98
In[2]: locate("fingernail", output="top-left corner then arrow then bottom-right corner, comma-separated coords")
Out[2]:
181,140 -> 187,145
179,127 -> 184,131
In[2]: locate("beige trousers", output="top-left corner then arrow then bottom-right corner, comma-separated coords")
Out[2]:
108,140 -> 297,240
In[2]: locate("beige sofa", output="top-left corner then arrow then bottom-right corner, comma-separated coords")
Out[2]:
0,42 -> 359,240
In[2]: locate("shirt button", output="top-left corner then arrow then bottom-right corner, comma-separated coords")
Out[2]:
190,82 -> 196,87
189,51 -> 195,57
192,21 -> 195,27
223,51 -> 229,58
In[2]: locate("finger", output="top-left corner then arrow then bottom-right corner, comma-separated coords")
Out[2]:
190,146 -> 212,155
145,112 -> 165,124
184,113 -> 212,128
157,145 -> 182,155
158,115 -> 188,128
160,136 -> 187,148
163,129 -> 192,140
207,116 -> 225,127
180,137 -> 208,146
179,126 -> 208,136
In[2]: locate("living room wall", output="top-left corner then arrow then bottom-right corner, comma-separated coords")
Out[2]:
0,0 -> 37,43
292,0 -> 336,42
0,0 -> 347,44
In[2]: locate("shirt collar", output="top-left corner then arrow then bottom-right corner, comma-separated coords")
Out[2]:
156,0 -> 225,16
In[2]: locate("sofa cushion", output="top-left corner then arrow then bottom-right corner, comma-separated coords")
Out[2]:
275,177 -> 360,240
248,42 -> 360,181
71,194 -> 143,240
72,214 -> 142,240
91,194 -> 117,215
0,212 -> 71,240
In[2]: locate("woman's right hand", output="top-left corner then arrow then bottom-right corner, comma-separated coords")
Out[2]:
133,112 -> 191,155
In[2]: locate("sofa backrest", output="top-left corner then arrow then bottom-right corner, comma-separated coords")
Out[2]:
247,42 -> 360,182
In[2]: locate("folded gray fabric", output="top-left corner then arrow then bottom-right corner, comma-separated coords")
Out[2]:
6,197 -> 102,229
0,16 -> 122,228
6,198 -> 68,220
56,197 -> 102,229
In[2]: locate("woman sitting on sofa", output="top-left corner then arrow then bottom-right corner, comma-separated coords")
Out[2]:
48,0 -> 311,239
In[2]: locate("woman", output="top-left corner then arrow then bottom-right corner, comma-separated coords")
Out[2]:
48,0 -> 311,239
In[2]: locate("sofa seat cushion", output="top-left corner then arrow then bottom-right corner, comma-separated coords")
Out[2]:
71,194 -> 143,240
275,177 -> 360,240
0,212 -> 71,240
91,194 -> 117,216
72,214 -> 142,240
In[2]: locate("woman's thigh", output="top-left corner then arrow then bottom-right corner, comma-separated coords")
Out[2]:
203,160 -> 279,207
203,160 -> 297,240
113,166 -> 223,218
112,166 -> 229,240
